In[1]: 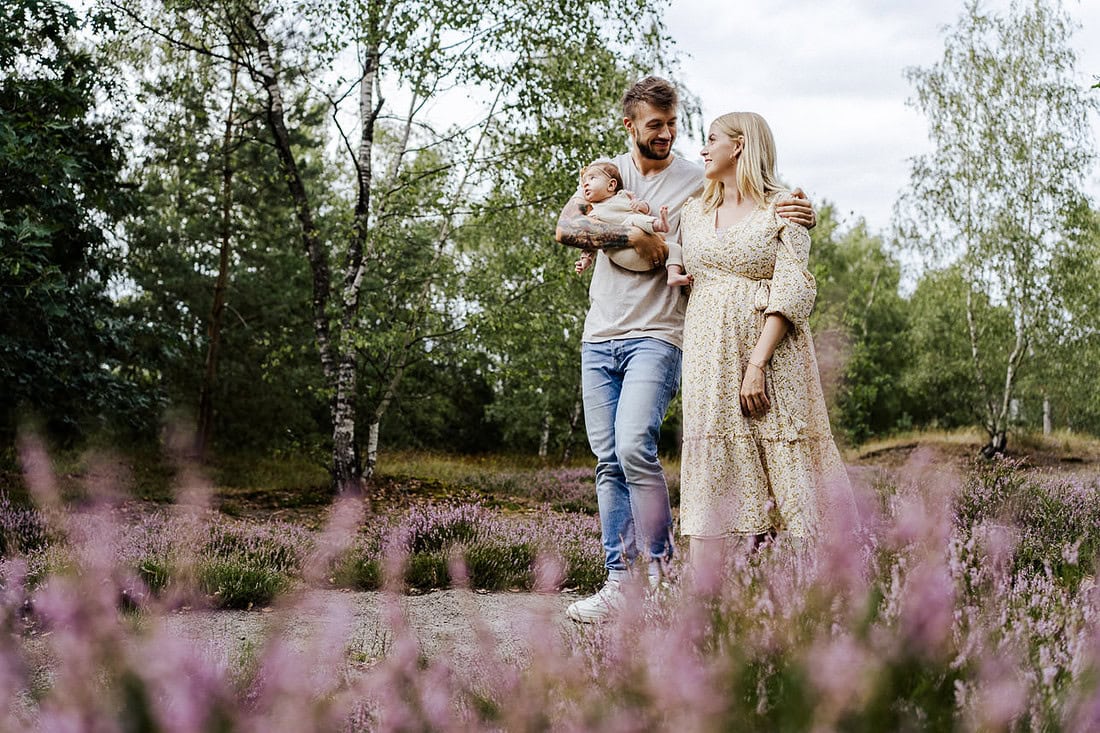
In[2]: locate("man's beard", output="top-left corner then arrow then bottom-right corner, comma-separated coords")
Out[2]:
635,137 -> 672,160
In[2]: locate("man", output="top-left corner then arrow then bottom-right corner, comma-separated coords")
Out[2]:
555,77 -> 814,623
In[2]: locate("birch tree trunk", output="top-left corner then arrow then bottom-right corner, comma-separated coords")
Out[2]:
364,361 -> 404,480
196,60 -> 238,458
538,413 -> 550,458
561,391 -> 583,465
247,15 -> 356,487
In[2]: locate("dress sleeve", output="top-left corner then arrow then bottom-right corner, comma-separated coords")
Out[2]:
667,197 -> 694,269
764,220 -> 817,328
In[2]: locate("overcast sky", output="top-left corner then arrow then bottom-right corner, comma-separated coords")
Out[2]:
661,0 -> 1100,235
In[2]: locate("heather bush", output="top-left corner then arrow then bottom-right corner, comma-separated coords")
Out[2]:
956,458 -> 1100,588
137,557 -> 172,594
403,552 -> 450,591
8,440 -> 1100,731
464,542 -> 536,591
331,551 -> 382,591
197,560 -> 291,609
0,492 -> 50,556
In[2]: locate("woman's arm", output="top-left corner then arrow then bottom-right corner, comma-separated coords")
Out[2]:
740,314 -> 791,418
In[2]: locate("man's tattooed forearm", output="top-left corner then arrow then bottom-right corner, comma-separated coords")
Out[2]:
556,201 -> 632,250
558,223 -> 631,250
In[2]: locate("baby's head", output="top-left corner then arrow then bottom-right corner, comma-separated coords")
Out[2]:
580,160 -> 623,204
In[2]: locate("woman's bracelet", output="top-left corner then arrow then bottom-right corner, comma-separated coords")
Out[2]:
748,358 -> 767,370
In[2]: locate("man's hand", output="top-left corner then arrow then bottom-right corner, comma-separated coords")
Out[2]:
776,188 -> 816,229
629,228 -> 668,267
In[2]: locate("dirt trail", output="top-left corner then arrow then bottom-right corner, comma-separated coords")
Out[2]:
159,445 -> 1100,671
159,588 -> 581,670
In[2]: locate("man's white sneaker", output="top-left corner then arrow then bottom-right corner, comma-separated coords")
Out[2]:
647,574 -> 672,594
566,580 -> 624,623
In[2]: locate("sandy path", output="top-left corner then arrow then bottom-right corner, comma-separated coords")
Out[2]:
157,589 -> 582,670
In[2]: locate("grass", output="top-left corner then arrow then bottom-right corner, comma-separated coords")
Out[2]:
851,426 -> 1100,464
198,560 -> 291,609
851,426 -> 987,460
1012,428 -> 1100,462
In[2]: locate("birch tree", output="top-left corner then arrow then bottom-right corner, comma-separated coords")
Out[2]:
114,0 -> 673,489
897,0 -> 1096,455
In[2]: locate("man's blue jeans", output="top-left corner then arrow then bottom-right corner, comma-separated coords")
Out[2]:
581,337 -> 680,579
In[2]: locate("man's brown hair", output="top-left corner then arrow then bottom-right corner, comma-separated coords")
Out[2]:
621,76 -> 679,119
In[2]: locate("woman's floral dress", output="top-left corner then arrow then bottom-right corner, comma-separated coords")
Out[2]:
678,195 -> 856,539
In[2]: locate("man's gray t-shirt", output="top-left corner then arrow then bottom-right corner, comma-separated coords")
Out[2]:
582,153 -> 704,349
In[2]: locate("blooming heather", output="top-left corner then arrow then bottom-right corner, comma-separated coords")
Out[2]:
2,442 -> 1100,729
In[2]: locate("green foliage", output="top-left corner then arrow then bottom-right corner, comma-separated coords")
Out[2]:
902,267 -> 999,429
0,0 -> 158,443
1030,209 -> 1100,434
464,542 -> 535,591
898,0 -> 1097,448
808,205 -> 912,443
136,556 -> 172,594
561,548 -> 605,594
120,35 -> 331,453
403,552 -> 450,591
331,551 -> 382,591
197,559 -> 291,609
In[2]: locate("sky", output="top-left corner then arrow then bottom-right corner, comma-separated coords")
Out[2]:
661,0 -> 1100,235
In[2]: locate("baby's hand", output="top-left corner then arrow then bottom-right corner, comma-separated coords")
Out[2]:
575,251 -> 595,274
624,191 -> 651,215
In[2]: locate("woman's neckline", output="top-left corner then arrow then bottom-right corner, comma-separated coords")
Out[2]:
713,201 -> 763,232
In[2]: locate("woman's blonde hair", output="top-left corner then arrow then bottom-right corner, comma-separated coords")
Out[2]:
701,112 -> 785,212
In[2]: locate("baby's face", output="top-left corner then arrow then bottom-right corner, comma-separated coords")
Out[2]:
581,169 -> 616,204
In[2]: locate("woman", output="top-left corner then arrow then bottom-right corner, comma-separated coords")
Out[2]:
678,112 -> 856,560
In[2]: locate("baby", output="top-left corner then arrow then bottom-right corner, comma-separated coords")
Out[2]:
573,160 -> 690,287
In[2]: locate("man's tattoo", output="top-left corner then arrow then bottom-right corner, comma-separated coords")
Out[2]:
556,195 -> 632,251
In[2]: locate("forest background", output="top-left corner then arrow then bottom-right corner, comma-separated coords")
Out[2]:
3,0 -> 1100,490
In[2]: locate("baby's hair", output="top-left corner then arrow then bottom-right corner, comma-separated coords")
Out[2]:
580,160 -> 623,193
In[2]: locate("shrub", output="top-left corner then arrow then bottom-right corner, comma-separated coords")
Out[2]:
0,492 -> 50,556
136,556 -> 172,594
464,542 -> 535,591
198,559 -> 290,609
202,522 -> 307,574
404,552 -> 449,591
561,548 -> 605,594
331,551 -> 382,591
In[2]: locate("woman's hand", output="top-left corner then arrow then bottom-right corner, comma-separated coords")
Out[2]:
740,362 -> 771,418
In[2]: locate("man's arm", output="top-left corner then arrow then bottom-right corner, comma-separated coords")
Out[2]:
775,188 -> 817,229
555,192 -> 632,250
555,193 -> 669,264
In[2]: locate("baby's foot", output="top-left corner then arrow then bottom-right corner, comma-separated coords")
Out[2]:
652,205 -> 670,234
